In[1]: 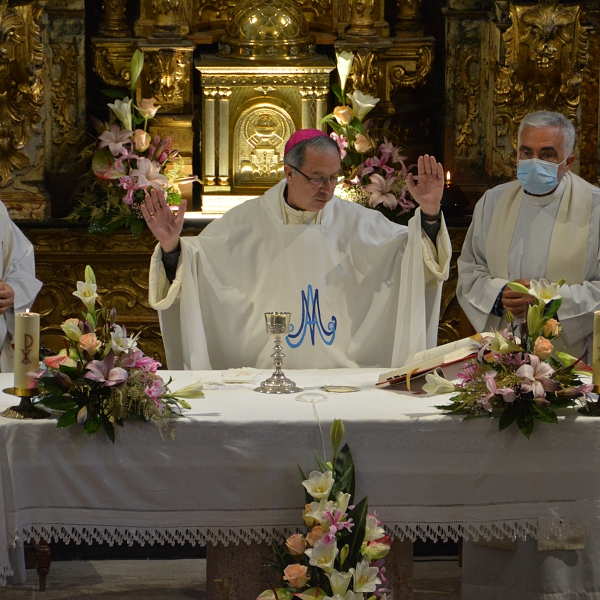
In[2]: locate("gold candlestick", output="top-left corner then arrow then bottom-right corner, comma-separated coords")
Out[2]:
593,311 -> 600,393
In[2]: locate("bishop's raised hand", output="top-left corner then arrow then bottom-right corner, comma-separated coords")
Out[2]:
406,154 -> 444,217
141,188 -> 186,253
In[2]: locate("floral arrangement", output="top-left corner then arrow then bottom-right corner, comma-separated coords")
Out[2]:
34,266 -> 203,441
425,279 -> 594,438
257,420 -> 391,600
321,51 -> 416,225
69,50 -> 193,237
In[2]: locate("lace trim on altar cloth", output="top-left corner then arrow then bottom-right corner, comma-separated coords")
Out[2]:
7,517 -> 595,549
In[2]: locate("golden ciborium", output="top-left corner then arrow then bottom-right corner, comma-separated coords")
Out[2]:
255,312 -> 302,394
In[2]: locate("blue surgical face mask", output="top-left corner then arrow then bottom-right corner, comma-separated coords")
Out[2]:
517,157 -> 567,195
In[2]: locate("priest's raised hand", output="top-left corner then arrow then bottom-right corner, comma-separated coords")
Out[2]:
406,154 -> 444,218
142,188 -> 187,253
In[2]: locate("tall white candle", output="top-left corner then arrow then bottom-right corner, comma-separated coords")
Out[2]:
14,311 -> 40,393
593,311 -> 600,393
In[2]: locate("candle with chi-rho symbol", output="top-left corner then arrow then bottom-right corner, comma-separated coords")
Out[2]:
593,311 -> 600,393
14,309 -> 40,394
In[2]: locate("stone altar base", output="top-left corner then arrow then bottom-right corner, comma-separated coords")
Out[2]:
205,538 -> 414,599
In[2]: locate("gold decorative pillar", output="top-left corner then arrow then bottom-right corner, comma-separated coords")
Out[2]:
219,88 -> 232,186
135,0 -> 191,38
346,0 -> 378,42
98,0 -> 130,38
315,87 -> 329,132
396,0 -> 424,38
300,87 -> 315,129
203,87 -> 217,186
0,0 -> 48,219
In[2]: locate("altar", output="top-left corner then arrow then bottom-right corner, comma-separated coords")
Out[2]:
0,369 -> 599,597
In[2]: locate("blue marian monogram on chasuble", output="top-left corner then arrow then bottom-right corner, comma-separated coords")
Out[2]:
286,285 -> 337,348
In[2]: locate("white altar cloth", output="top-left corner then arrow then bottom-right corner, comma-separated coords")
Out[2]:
0,369 -> 599,583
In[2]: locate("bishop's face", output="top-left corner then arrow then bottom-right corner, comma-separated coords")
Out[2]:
518,125 -> 576,182
284,149 -> 342,212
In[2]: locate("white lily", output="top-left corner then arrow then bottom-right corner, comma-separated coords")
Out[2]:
165,382 -> 205,399
302,470 -> 335,500
73,279 -> 98,312
305,499 -> 335,527
336,51 -> 354,96
110,324 -> 137,354
347,89 -> 379,121
335,491 -> 351,515
349,560 -> 381,593
529,278 -> 564,305
422,371 -> 460,396
327,570 -> 353,597
107,97 -> 133,131
489,331 -> 523,354
305,536 -> 339,573
363,514 -> 385,542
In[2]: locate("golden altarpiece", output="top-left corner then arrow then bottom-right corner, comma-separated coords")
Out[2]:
1,0 -> 599,365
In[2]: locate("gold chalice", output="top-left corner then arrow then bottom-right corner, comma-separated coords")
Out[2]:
254,312 -> 302,394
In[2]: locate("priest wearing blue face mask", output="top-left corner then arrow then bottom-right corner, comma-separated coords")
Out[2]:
457,110 -> 599,362
457,111 -> 600,600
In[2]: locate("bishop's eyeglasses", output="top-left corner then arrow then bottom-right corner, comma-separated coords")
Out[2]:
288,165 -> 342,188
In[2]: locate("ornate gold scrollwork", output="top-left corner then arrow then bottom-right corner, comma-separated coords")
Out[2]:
50,43 -> 77,145
494,0 -> 589,156
350,48 -> 380,96
146,50 -> 187,104
0,1 -> 44,187
455,43 -> 480,157
389,43 -> 433,91
92,42 -> 135,88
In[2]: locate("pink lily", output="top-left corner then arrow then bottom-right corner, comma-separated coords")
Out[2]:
322,508 -> 354,533
479,371 -> 516,411
144,379 -> 166,413
122,349 -> 161,373
330,132 -> 348,159
98,124 -> 133,156
84,354 -> 128,387
119,176 -> 141,205
130,157 -> 169,191
379,136 -> 407,165
516,354 -> 558,398
364,173 -> 398,209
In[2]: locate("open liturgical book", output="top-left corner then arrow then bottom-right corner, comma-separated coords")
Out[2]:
377,335 -> 484,390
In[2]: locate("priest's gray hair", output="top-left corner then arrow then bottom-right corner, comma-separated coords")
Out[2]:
284,135 -> 341,168
518,111 -> 575,156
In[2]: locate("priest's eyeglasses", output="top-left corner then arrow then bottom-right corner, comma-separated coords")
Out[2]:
289,165 -> 342,188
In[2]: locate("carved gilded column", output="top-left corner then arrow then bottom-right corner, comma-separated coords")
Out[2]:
299,87 -> 315,129
0,0 -> 48,219
346,0 -> 378,42
218,88 -> 232,186
395,0 -> 424,38
315,87 -> 329,132
135,0 -> 190,38
98,0 -> 130,38
203,87 -> 217,186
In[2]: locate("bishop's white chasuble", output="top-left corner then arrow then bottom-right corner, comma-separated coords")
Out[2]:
149,179 -> 451,370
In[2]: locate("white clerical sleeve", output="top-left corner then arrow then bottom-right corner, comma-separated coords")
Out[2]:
148,241 -> 212,370
456,193 -> 507,333
391,209 -> 451,366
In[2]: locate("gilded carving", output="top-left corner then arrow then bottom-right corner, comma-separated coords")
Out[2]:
50,43 -> 77,145
388,44 -> 433,90
494,0 -> 588,158
234,105 -> 293,187
396,0 -> 423,37
92,43 -> 135,88
146,50 -> 187,104
98,0 -> 130,37
0,1 -> 44,187
350,48 -> 380,96
347,0 -> 377,39
454,43 -> 480,157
